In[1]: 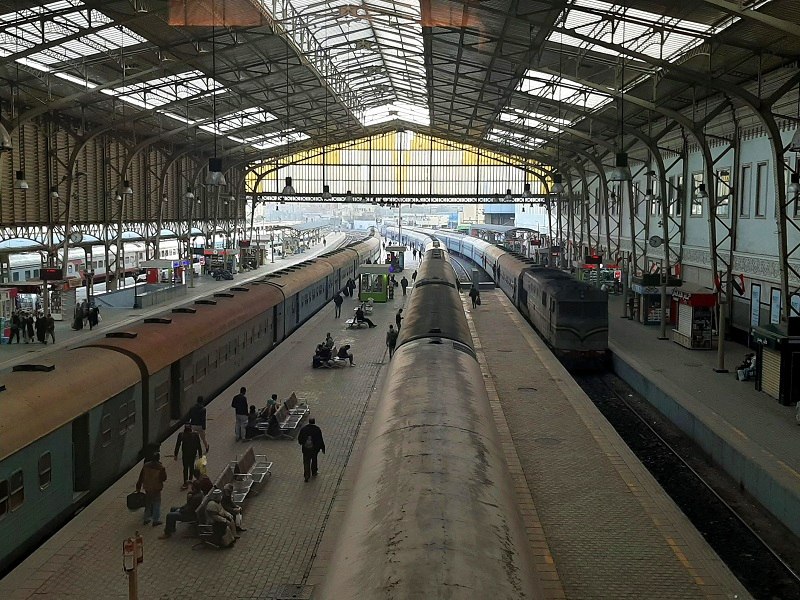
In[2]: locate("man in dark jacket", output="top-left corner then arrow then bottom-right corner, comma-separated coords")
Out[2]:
231,387 -> 248,441
188,396 -> 209,452
174,424 -> 203,489
136,453 -> 167,526
395,308 -> 403,330
298,418 -> 326,482
400,276 -> 409,296
159,481 -> 203,539
333,291 -> 344,318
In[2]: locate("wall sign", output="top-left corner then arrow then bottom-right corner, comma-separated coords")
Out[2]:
770,288 -> 781,325
750,284 -> 761,328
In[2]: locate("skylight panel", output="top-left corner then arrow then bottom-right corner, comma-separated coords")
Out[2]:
276,0 -> 429,127
102,71 -> 225,110
0,0 -> 145,67
520,70 -> 610,110
198,107 -> 277,134
550,0 -> 716,61
499,110 -> 569,133
247,130 -> 310,151
486,128 -> 545,151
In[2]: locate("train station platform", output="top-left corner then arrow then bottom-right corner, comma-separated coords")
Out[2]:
0,232 -> 348,373
0,247 -> 414,600
468,291 -> 748,599
606,295 -> 800,539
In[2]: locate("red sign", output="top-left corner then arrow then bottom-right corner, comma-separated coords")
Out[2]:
40,267 -> 62,281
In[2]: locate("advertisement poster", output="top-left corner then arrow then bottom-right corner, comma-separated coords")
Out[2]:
750,284 -> 760,327
770,288 -> 781,325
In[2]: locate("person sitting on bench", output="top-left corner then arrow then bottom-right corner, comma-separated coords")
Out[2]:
204,489 -> 237,547
323,333 -> 335,349
355,306 -> 376,328
245,405 -> 261,439
337,344 -> 355,366
159,481 -> 203,539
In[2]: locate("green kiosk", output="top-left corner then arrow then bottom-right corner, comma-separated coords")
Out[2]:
358,264 -> 390,303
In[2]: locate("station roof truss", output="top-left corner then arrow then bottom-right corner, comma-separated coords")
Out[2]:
0,0 -> 798,181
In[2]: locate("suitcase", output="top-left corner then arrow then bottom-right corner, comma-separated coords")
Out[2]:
127,491 -> 146,511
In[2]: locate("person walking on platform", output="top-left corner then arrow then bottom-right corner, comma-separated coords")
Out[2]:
400,276 -> 409,296
46,313 -> 55,344
386,325 -> 398,359
188,396 -> 210,452
412,270 -> 417,284
136,452 -> 167,526
25,313 -> 34,342
9,312 -> 20,343
298,418 -> 326,482
174,424 -> 203,489
232,387 -> 249,441
395,308 -> 403,331
469,286 -> 480,309
333,291 -> 343,318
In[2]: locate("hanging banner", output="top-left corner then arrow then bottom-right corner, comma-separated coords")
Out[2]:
770,288 -> 781,325
750,284 -> 761,327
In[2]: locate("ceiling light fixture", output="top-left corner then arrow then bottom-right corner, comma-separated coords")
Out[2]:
551,173 -> 565,195
14,170 -> 29,190
504,188 -> 513,202
787,173 -> 799,198
523,182 -> 533,198
696,183 -> 708,200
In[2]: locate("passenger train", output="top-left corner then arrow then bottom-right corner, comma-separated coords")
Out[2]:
3,239 -> 183,285
389,226 -> 608,364
319,240 -> 543,598
0,233 -> 380,573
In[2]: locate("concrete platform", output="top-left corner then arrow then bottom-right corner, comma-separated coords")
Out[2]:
0,249 -> 415,600
469,291 -> 749,600
607,294 -> 800,539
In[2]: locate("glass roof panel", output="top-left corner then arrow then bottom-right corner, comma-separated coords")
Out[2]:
498,110 -> 570,133
549,0 -> 718,61
486,128 -> 545,151
198,107 -> 277,134
519,70 -> 610,110
0,0 -> 145,68
247,129 -> 311,151
272,0 -> 429,126
102,71 -> 225,110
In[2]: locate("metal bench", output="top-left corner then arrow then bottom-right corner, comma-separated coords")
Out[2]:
229,447 -> 272,503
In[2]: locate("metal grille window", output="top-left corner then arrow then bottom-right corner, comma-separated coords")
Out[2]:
38,452 -> 52,489
691,173 -> 704,216
740,164 -> 751,218
155,381 -> 170,412
9,470 -> 24,511
715,168 -> 731,217
755,162 -> 768,217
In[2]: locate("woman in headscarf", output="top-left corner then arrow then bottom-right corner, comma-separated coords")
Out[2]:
204,488 -> 237,547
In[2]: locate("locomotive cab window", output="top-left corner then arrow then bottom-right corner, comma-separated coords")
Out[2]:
38,452 -> 52,489
9,470 -> 24,511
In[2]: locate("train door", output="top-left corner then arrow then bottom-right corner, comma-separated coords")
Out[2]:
169,361 -> 183,419
517,274 -> 529,317
72,414 -> 91,493
272,305 -> 279,345
294,294 -> 300,326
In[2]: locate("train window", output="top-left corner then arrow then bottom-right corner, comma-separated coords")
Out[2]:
38,453 -> 52,489
12,272 -> 19,282
119,401 -> 130,435
9,470 -> 23,511
541,291 -> 547,306
0,480 -> 7,517
155,382 -> 170,412
101,414 -> 112,446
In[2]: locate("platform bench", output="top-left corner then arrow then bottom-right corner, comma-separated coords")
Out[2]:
276,393 -> 310,431
229,447 -> 272,503
346,318 -> 369,329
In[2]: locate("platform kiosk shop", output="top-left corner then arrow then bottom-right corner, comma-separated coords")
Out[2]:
358,264 -> 390,303
630,274 -> 681,325
671,285 -> 716,349
384,246 -> 406,272
751,319 -> 800,406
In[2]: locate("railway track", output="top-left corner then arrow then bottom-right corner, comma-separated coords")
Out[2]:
448,254 -> 473,286
575,373 -> 800,600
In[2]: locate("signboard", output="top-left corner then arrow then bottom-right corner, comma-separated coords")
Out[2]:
792,294 -> 800,317
40,267 -> 62,281
750,284 -> 761,327
239,240 -> 251,248
585,254 -> 602,265
770,288 -> 781,325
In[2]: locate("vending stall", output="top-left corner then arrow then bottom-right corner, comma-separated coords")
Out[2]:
630,274 -> 681,325
671,285 -> 716,350
358,264 -> 390,303
751,319 -> 800,406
